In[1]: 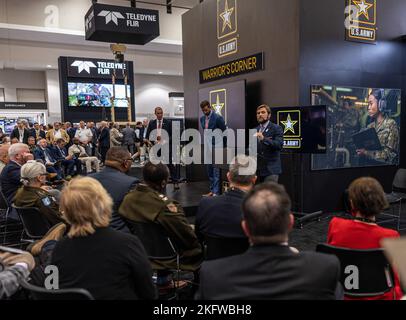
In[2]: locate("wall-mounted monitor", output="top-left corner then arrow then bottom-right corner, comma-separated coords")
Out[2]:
311,85 -> 401,170
270,105 -> 327,154
67,82 -> 131,108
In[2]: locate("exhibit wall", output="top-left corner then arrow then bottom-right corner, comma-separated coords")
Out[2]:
298,0 -> 406,212
183,0 -> 406,212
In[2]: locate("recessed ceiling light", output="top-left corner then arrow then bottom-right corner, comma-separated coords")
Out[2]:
46,65 -> 52,68
158,71 -> 163,74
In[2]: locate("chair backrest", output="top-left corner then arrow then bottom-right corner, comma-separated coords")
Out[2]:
12,205 -> 51,239
19,278 -> 94,300
316,243 -> 395,298
392,168 -> 406,191
204,235 -> 249,261
125,219 -> 178,260
0,189 -> 9,211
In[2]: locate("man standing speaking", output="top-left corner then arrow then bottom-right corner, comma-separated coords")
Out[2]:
255,104 -> 284,183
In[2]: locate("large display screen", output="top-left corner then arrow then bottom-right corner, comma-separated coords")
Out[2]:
0,119 -> 17,134
68,82 -> 131,107
270,105 -> 327,154
311,85 -> 401,170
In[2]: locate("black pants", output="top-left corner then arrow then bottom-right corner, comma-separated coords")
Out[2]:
100,146 -> 109,164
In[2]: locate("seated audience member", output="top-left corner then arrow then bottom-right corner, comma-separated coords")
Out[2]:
196,155 -> 256,245
46,122 -> 69,145
11,138 -> 19,145
0,144 -> 10,175
33,139 -> 62,180
53,138 -> 80,177
0,143 -> 33,219
90,147 -> 139,233
68,138 -> 99,174
119,162 -> 203,273
50,177 -> 156,300
27,136 -> 37,153
196,182 -> 341,300
14,161 -> 64,226
0,251 -> 35,299
327,177 -> 403,300
2,136 -> 11,145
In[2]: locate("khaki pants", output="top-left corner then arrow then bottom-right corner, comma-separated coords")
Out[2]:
80,156 -> 100,173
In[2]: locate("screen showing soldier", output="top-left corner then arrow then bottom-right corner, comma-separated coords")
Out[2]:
311,85 -> 400,170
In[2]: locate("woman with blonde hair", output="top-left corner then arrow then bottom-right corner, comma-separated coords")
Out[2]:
50,176 -> 156,300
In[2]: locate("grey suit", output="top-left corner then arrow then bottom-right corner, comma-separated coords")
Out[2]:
122,127 -> 136,153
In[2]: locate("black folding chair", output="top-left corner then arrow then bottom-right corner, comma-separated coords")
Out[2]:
18,278 -> 94,300
125,219 -> 184,299
316,243 -> 397,299
203,234 -> 249,261
12,205 -> 51,243
0,190 -> 23,246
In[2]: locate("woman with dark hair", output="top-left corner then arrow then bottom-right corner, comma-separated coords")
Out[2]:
356,89 -> 399,164
328,177 -> 402,300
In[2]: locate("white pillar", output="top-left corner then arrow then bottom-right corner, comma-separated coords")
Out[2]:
45,69 -> 62,123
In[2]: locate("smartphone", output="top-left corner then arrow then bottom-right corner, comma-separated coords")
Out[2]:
0,245 -> 27,255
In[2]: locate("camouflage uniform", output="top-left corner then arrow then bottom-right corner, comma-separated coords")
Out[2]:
13,186 -> 64,226
365,117 -> 399,164
119,184 -> 203,271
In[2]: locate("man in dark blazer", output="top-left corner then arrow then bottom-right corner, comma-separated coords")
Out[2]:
0,143 -> 33,220
90,147 -> 139,233
255,104 -> 284,183
52,138 -> 81,176
196,182 -> 342,300
97,121 -> 110,165
196,155 -> 256,240
10,120 -> 30,144
122,123 -> 136,154
145,107 -> 180,189
200,100 -> 227,196
33,139 -> 63,179
29,123 -> 46,142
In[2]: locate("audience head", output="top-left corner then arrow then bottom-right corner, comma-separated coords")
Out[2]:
27,136 -> 36,146
20,160 -> 47,187
0,144 -> 10,164
2,136 -> 10,144
47,124 -> 53,131
72,137 -> 80,145
126,122 -> 131,127
200,100 -> 211,116
227,155 -> 257,189
100,121 -> 108,128
8,143 -> 31,164
242,182 -> 294,245
142,119 -> 148,127
11,138 -> 19,144
16,120 -> 24,130
38,139 -> 48,149
348,177 -> 389,219
54,122 -> 61,130
60,177 -> 113,238
65,122 -> 72,128
154,107 -> 164,121
79,121 -> 85,129
56,138 -> 66,148
142,161 -> 169,192
105,147 -> 133,173
34,123 -> 40,130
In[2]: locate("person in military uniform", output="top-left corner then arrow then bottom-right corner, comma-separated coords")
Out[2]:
13,160 -> 64,226
119,161 -> 203,274
356,90 -> 399,165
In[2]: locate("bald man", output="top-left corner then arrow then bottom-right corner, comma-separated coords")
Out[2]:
0,144 -> 10,175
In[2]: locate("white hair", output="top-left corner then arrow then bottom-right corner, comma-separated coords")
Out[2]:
20,160 -> 47,185
8,143 -> 29,160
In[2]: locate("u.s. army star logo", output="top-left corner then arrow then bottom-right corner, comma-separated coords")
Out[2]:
280,114 -> 298,134
217,0 -> 238,40
210,89 -> 227,121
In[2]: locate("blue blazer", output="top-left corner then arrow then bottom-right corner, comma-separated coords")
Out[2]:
200,112 -> 227,148
256,121 -> 284,176
33,147 -> 57,164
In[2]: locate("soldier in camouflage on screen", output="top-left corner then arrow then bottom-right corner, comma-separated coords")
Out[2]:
356,89 -> 399,165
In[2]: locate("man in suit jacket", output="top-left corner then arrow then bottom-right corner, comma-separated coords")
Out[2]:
196,155 -> 256,240
65,122 -> 76,148
34,139 -> 63,179
146,107 -> 180,188
90,147 -> 139,233
0,143 -> 33,220
53,138 -> 81,176
97,121 -> 110,164
29,123 -> 46,142
199,100 -> 227,196
255,104 -> 284,183
10,120 -> 30,144
46,122 -> 70,145
196,182 -> 342,300
122,123 -> 136,154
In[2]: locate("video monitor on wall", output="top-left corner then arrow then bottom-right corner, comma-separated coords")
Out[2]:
270,105 -> 327,154
68,82 -> 131,107
311,85 -> 401,170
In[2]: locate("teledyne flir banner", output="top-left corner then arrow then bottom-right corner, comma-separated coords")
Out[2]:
85,3 -> 160,45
